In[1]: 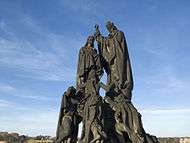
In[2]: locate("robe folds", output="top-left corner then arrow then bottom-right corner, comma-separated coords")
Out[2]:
56,92 -> 79,143
76,46 -> 104,143
77,46 -> 103,89
96,30 -> 133,92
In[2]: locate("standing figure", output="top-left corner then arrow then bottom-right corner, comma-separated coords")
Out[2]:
94,22 -> 146,143
56,86 -> 80,143
94,21 -> 133,95
76,36 -> 106,143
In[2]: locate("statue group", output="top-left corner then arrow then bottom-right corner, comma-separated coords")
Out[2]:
56,21 -> 159,143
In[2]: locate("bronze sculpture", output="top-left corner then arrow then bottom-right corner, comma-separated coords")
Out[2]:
94,21 -> 133,95
56,86 -> 80,143
56,21 -> 159,143
76,36 -> 106,143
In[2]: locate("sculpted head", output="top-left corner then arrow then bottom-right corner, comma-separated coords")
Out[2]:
106,21 -> 117,33
66,86 -> 76,97
85,35 -> 95,48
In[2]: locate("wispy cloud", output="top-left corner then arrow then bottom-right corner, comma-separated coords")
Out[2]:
141,108 -> 190,137
0,107 -> 58,136
13,94 -> 50,101
0,92 -> 59,136
0,83 -> 15,93
59,0 -> 108,27
0,17 -> 81,81
0,99 -> 14,108
142,67 -> 189,97
141,108 -> 190,115
0,83 -> 50,101
60,0 -> 99,16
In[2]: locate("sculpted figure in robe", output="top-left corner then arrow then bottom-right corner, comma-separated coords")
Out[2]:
56,21 -> 159,143
94,21 -> 133,94
56,86 -> 80,143
95,22 -> 146,143
76,36 -> 106,143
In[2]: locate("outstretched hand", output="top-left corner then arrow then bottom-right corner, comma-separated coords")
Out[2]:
95,24 -> 99,31
94,24 -> 100,37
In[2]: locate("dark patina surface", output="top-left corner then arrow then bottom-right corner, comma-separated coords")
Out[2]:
55,21 -> 159,143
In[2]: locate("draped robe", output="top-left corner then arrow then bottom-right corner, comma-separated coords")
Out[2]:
56,92 -> 79,143
96,29 -> 146,142
96,29 -> 133,94
76,46 -> 104,143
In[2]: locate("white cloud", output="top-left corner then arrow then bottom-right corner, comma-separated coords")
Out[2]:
133,65 -> 190,104
0,108 -> 58,136
0,83 -> 51,101
141,108 -> 190,137
59,0 -> 105,25
60,0 -> 98,15
0,99 -> 14,108
0,83 -> 15,93
14,94 -> 50,101
0,84 -> 58,136
141,108 -> 190,115
144,67 -> 189,97
0,18 -> 82,81
0,21 -> 6,31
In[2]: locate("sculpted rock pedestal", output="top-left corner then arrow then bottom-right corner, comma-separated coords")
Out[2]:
56,22 -> 159,143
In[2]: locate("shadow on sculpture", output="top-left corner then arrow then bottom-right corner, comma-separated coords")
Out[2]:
56,86 -> 81,143
56,21 -> 159,143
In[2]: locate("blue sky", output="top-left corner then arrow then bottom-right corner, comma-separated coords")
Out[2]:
0,0 -> 190,137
